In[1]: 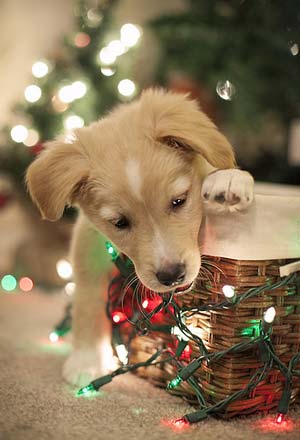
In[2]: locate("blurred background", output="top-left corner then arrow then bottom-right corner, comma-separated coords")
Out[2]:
0,0 -> 300,291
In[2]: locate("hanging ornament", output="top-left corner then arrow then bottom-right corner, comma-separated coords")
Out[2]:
216,80 -> 236,101
288,41 -> 299,56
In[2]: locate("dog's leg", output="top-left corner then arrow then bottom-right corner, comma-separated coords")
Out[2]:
62,214 -> 115,386
201,169 -> 254,214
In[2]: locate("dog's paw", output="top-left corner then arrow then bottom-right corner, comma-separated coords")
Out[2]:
63,344 -> 117,387
201,169 -> 254,214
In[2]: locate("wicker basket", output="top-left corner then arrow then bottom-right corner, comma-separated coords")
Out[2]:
122,256 -> 300,417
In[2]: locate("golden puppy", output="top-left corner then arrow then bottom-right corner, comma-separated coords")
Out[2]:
26,89 -> 254,385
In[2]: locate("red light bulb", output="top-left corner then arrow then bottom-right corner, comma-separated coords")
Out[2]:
112,311 -> 127,324
173,418 -> 189,430
142,299 -> 149,309
275,413 -> 284,424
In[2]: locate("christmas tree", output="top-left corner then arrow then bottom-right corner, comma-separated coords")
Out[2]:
0,0 -> 142,197
0,0 -> 143,286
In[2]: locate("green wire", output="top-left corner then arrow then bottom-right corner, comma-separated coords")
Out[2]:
102,248 -> 300,424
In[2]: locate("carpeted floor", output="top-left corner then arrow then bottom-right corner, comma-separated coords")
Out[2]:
1,290 -> 300,440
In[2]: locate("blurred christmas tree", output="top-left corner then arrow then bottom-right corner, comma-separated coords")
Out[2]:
0,0 -> 142,197
150,0 -> 300,183
0,0 -> 143,286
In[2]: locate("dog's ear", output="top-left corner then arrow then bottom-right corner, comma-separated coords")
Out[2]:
26,135 -> 90,221
140,88 -> 236,169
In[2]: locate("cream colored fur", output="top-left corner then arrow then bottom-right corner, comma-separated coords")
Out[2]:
26,89 -> 254,386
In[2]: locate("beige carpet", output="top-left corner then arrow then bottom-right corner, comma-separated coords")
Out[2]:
1,290 -> 300,440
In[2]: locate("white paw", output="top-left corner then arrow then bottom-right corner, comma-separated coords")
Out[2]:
201,169 -> 254,214
63,343 -> 117,387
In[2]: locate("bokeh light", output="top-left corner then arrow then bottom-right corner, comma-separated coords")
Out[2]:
120,23 -> 141,47
56,259 -> 73,280
100,67 -> 116,77
118,79 -> 136,97
24,85 -> 42,103
58,81 -> 87,103
32,61 -> 49,78
107,40 -> 126,57
1,274 -> 17,292
71,81 -> 87,99
65,282 -> 76,296
64,115 -> 84,130
86,8 -> 102,27
74,32 -> 91,48
51,95 -> 68,113
58,85 -> 75,103
23,129 -> 39,147
98,47 -> 116,65
10,125 -> 28,143
19,277 -> 34,292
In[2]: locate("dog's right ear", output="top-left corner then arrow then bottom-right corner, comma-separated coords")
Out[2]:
26,135 -> 90,221
140,88 -> 236,169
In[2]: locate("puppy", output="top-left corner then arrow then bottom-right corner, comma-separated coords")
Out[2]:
26,89 -> 254,386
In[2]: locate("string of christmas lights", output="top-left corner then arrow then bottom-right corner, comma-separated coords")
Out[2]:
72,241 -> 300,426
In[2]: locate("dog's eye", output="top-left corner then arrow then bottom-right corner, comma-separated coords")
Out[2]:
112,216 -> 130,229
171,198 -> 186,209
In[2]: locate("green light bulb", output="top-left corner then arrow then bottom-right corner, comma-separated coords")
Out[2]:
105,241 -> 118,261
77,383 -> 95,396
1,274 -> 17,292
167,376 -> 182,390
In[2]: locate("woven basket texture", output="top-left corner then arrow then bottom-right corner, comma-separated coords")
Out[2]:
123,257 -> 300,417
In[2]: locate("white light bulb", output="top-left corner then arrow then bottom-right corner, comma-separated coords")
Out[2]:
263,306 -> 276,324
71,81 -> 87,99
115,344 -> 128,365
222,285 -> 235,299
64,115 -> 84,130
118,79 -> 136,97
98,47 -> 116,65
49,332 -> 59,343
32,61 -> 49,78
171,326 -> 189,341
120,23 -> 141,47
10,125 -> 28,143
56,259 -> 73,280
107,40 -> 126,57
24,85 -> 42,103
23,129 -> 39,147
58,85 -> 75,103
65,282 -> 76,296
187,324 -> 204,339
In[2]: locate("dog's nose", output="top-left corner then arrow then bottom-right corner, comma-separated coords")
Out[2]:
156,263 -> 186,287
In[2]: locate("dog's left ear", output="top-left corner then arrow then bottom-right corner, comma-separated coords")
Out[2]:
140,89 -> 236,169
26,133 -> 90,221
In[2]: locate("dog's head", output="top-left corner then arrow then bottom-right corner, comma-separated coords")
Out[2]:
26,89 -> 235,293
